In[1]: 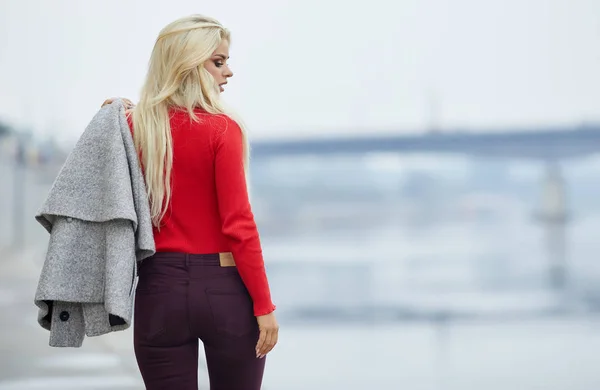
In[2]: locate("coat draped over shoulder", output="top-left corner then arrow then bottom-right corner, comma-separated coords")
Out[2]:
34,100 -> 155,347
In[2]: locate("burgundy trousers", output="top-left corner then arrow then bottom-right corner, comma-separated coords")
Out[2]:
133,252 -> 266,390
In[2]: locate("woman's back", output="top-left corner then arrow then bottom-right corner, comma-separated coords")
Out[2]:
128,108 -> 274,314
129,109 -> 254,256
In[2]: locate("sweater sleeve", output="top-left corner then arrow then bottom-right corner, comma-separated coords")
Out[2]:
213,117 -> 276,316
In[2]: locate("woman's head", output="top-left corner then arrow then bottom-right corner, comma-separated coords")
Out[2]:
204,39 -> 233,93
145,14 -> 233,111
133,14 -> 248,227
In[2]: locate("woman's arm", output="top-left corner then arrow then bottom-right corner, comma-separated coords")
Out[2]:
213,117 -> 275,316
213,116 -> 279,358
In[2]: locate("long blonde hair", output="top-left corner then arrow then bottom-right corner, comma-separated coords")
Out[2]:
131,14 -> 249,228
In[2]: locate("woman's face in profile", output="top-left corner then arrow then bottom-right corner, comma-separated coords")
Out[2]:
204,40 -> 234,93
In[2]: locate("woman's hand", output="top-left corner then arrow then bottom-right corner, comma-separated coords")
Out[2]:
101,97 -> 134,109
255,312 -> 279,359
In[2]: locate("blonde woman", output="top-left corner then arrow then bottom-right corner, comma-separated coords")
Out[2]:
103,14 -> 278,390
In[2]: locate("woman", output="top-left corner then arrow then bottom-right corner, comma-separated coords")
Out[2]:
103,14 -> 278,390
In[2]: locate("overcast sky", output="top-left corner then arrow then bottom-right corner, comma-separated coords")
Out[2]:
0,0 -> 598,145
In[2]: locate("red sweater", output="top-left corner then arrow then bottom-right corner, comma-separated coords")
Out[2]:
128,109 -> 275,316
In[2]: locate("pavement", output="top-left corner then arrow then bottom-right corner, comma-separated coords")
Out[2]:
0,245 -> 209,390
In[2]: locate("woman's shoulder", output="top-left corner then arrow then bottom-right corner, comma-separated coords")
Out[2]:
182,109 -> 241,135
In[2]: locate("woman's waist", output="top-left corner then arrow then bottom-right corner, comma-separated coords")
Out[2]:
153,223 -> 229,250
153,237 -> 231,254
146,251 -> 235,266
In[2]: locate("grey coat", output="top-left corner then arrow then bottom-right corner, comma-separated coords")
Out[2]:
34,99 -> 155,348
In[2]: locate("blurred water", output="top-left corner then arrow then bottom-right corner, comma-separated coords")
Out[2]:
262,319 -> 600,390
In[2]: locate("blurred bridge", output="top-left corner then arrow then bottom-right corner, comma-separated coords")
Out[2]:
251,123 -> 600,160
251,122 -> 600,297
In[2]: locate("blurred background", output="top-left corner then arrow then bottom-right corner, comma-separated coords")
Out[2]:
1,0 -> 600,389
